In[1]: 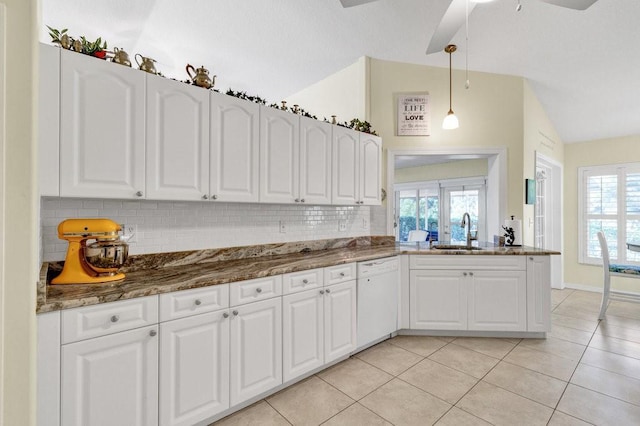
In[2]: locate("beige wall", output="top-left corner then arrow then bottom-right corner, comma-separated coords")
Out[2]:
564,135 -> 640,292
369,58 -> 525,232
522,81 -> 564,246
395,158 -> 488,184
1,0 -> 38,425
287,56 -> 369,124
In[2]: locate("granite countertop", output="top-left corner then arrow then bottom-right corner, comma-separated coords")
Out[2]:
37,237 -> 560,314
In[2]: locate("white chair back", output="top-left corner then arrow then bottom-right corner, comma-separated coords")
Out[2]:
407,230 -> 428,242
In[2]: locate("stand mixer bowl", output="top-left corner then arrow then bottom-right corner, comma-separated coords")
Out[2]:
85,239 -> 129,274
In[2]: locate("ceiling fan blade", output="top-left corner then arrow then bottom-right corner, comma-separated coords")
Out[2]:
538,0 -> 598,10
426,0 -> 477,55
339,0 -> 379,7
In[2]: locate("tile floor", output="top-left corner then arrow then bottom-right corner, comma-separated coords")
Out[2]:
213,289 -> 640,425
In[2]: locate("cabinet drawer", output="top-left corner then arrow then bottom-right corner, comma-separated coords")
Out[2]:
61,296 -> 158,344
282,268 -> 323,294
230,275 -> 282,306
409,255 -> 526,271
324,263 -> 356,286
159,284 -> 229,322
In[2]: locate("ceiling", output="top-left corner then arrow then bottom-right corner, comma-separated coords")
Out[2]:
41,0 -> 640,143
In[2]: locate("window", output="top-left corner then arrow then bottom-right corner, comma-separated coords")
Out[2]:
579,163 -> 640,265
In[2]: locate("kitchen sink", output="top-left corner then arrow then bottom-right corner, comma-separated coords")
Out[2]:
431,244 -> 484,251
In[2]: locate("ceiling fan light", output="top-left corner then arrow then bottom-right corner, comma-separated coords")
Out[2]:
443,110 -> 459,129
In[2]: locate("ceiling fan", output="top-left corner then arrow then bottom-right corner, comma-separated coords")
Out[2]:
339,0 -> 599,54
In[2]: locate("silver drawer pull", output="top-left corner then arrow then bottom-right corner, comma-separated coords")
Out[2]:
319,290 -> 325,294
463,272 -> 468,277
135,191 -> 143,197
339,272 -> 345,277
469,272 -> 474,276
110,315 -> 120,323
232,310 -> 239,316
149,329 -> 157,337
223,312 -> 229,319
194,299 -> 202,306
529,257 -> 534,260
325,288 -> 331,294
256,288 -> 263,293
302,279 -> 309,284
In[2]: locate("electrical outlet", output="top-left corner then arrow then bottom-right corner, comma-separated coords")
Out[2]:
362,218 -> 369,230
279,220 -> 286,233
122,224 -> 137,243
339,221 -> 347,232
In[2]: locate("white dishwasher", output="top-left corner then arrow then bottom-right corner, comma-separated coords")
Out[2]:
357,256 -> 399,349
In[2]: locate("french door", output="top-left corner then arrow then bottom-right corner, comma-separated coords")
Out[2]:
442,185 -> 486,244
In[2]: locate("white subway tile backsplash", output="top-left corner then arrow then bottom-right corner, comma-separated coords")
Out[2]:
41,197 -> 373,261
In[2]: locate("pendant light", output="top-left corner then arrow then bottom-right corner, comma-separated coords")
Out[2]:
443,44 -> 459,130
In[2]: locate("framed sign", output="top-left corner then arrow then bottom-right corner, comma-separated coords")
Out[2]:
397,93 -> 431,136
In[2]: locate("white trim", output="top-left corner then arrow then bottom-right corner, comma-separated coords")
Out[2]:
562,282 -> 602,293
0,4 -> 7,418
386,147 -> 507,238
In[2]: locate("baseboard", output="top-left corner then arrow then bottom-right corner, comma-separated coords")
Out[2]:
564,282 -> 640,297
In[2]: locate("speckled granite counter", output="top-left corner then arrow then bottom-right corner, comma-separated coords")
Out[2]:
37,237 -> 560,313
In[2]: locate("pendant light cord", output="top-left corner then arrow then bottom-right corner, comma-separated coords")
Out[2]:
449,48 -> 453,112
465,0 -> 470,89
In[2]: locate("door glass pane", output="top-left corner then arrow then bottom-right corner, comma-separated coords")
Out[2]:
425,194 -> 439,241
448,189 -> 479,244
398,190 -> 417,242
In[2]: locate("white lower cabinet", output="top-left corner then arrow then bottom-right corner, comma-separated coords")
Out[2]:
230,297 -> 282,406
282,280 -> 357,382
283,289 -> 324,382
159,311 -> 230,426
410,270 -> 467,330
468,271 -> 527,331
61,325 -> 159,426
527,256 -> 551,332
324,280 -> 357,362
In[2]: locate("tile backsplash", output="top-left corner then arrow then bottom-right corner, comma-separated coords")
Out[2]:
41,198 -> 373,261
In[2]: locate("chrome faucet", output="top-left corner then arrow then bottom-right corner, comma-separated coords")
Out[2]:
461,212 -> 477,249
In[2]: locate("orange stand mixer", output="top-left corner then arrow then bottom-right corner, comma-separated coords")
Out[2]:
52,218 -> 129,285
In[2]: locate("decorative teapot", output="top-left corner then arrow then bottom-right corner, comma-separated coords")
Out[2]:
186,64 -> 216,89
135,54 -> 157,74
112,47 -> 131,67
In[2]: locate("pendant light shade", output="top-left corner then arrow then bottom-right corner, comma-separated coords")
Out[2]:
443,44 -> 459,130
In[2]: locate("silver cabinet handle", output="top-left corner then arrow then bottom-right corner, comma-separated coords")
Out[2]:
325,288 -> 331,293
463,272 -> 468,277
301,199 -> 305,203
294,198 -> 300,203
256,288 -> 262,293
232,310 -> 239,316
529,257 -> 534,260
339,272 -> 345,277
110,315 -> 119,323
135,191 -> 143,197
202,194 -> 208,200
222,312 -> 229,318
149,329 -> 157,337
319,290 -> 325,294
469,272 -> 474,276
212,194 -> 218,200
194,299 -> 202,305
302,279 -> 308,284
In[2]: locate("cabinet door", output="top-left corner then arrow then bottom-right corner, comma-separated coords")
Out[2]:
230,297 -> 282,405
60,50 -> 145,199
146,74 -> 209,201
210,92 -> 259,202
159,311 -> 229,426
332,126 -> 359,205
259,106 -> 299,203
527,256 -> 551,332
39,43 -> 60,196
468,271 -> 527,331
299,117 -> 332,205
61,325 -> 158,426
410,270 -> 467,330
359,134 -> 381,205
283,289 -> 324,382
324,280 -> 357,363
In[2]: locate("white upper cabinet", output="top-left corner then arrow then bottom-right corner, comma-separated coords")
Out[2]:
299,117 -> 332,205
359,133 -> 382,205
260,106 -> 300,203
60,50 -> 145,199
332,126 -> 359,205
210,92 -> 260,202
39,43 -> 60,196
146,74 -> 210,201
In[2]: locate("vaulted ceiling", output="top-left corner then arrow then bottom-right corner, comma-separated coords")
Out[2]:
42,0 -> 640,143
